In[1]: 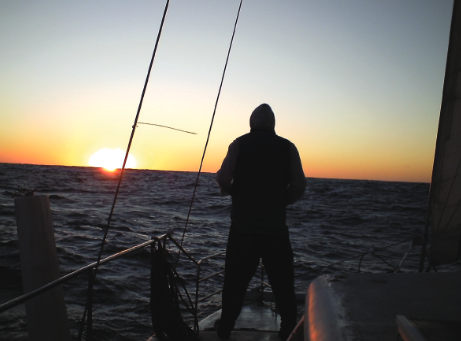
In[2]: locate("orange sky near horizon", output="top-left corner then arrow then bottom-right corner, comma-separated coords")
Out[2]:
0,125 -> 434,183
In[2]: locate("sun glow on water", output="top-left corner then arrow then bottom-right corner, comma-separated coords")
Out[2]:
88,148 -> 136,171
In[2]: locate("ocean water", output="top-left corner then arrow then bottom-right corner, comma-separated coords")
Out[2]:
0,163 -> 458,340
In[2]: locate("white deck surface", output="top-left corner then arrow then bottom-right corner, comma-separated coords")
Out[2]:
199,301 -> 280,331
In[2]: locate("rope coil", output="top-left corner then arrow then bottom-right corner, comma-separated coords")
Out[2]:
150,238 -> 198,341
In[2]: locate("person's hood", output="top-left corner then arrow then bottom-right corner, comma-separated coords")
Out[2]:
249,104 -> 275,131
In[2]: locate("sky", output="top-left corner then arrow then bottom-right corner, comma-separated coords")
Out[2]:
0,0 -> 454,182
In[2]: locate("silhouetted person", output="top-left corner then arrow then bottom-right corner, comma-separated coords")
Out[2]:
216,103 -> 306,340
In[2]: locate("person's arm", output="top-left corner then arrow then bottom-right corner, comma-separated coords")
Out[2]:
216,140 -> 239,195
286,143 -> 306,205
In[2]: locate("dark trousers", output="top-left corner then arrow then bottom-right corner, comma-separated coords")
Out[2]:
219,224 -> 297,332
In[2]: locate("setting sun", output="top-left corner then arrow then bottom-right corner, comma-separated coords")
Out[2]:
89,148 -> 136,171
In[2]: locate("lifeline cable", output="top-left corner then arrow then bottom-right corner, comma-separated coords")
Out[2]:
77,1 -> 170,339
176,0 -> 243,266
322,240 -> 408,270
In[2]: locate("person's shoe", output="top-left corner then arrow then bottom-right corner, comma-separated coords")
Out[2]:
214,319 -> 231,340
278,323 -> 296,340
278,327 -> 291,340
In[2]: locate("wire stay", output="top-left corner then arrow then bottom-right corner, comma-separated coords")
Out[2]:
138,121 -> 197,135
77,1 -> 171,339
175,0 -> 244,267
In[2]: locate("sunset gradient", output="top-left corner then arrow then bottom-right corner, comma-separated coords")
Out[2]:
0,1 -> 453,182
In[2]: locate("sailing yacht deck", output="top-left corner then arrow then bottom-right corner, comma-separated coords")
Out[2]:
148,301 -> 283,341
305,272 -> 461,341
199,301 -> 280,340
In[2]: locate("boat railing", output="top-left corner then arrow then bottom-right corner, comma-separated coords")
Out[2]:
0,233 -> 270,339
320,238 -> 422,274
165,235 -> 270,329
0,236 -> 162,314
194,248 -> 271,305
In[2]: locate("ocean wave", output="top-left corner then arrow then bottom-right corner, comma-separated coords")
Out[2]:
0,163 -> 442,341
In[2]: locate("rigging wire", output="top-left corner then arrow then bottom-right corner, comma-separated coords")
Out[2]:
175,0 -> 243,267
138,121 -> 197,135
77,1 -> 170,338
321,240 -> 408,270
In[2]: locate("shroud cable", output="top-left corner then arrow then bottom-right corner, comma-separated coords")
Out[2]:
77,1 -> 170,339
175,0 -> 243,268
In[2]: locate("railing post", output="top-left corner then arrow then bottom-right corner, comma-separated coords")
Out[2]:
194,264 -> 201,331
258,263 -> 265,302
14,195 -> 71,341
87,268 -> 94,341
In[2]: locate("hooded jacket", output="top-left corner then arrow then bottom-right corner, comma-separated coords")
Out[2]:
216,104 -> 306,234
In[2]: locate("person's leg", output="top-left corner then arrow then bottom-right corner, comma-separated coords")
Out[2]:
219,226 -> 260,339
261,232 -> 297,339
